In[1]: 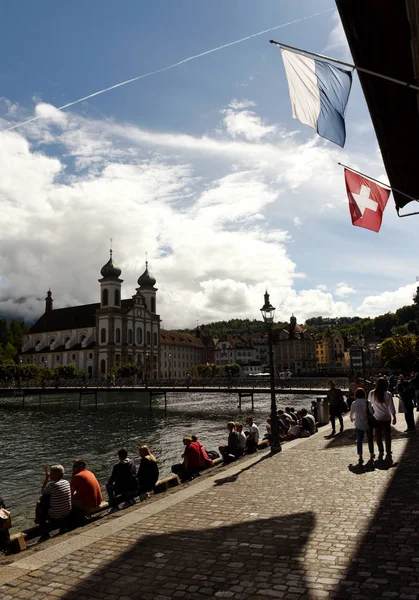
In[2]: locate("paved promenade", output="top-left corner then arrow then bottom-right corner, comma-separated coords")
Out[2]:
1,416 -> 418,599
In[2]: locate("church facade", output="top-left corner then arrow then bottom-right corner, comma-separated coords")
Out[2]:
19,253 -> 161,379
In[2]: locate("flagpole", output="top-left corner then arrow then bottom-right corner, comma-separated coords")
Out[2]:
338,162 -> 419,218
269,40 -> 419,93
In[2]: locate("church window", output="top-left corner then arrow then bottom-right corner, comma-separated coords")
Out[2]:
71,354 -> 76,360
100,359 -> 106,375
147,331 -> 151,346
137,327 -> 143,345
64,336 -> 70,344
153,332 -> 157,346
55,355 -> 60,362
114,289 -> 120,306
102,289 -> 109,306
128,329 -> 133,344
101,328 -> 107,343
151,297 -> 156,312
49,338 -> 55,346
88,353 -> 93,359
116,353 -> 121,366
115,328 -> 121,344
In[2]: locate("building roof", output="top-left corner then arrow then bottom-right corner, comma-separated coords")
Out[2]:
160,329 -> 206,348
337,0 -> 419,211
29,299 -> 133,334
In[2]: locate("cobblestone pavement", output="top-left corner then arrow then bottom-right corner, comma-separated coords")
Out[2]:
1,416 -> 418,599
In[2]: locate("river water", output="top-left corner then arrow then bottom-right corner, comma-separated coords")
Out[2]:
0,390 -> 318,532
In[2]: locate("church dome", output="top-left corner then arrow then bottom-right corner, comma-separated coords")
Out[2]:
100,252 -> 121,279
137,261 -> 156,288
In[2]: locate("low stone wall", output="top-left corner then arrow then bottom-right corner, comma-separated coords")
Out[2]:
5,440 -> 272,555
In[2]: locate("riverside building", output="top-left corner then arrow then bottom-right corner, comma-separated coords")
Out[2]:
19,253 -> 161,379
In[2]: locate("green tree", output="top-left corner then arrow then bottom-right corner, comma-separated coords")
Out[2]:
117,363 -> 139,378
56,364 -> 78,379
0,343 -> 17,364
394,325 -> 409,336
19,364 -> 39,381
395,305 -> 417,325
224,363 -> 240,376
380,336 -> 419,372
373,313 -> 397,339
40,367 -> 55,381
408,320 -> 418,334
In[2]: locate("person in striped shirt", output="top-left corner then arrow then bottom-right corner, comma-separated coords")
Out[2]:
35,464 -> 72,540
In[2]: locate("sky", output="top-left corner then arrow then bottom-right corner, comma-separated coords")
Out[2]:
0,0 -> 418,328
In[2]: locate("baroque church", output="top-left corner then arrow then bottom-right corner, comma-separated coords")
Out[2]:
19,253 -> 161,378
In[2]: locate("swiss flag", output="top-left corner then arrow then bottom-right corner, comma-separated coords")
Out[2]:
344,168 -> 390,233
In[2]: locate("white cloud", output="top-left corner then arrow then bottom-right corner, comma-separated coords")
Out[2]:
228,98 -> 256,110
335,282 -> 356,298
357,284 -> 416,317
0,99 -> 415,328
35,102 -> 68,126
222,106 -> 278,141
324,14 -> 350,58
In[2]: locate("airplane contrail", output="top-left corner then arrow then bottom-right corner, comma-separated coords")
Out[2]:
3,7 -> 333,132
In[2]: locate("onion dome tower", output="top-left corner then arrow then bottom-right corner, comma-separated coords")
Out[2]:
137,261 -> 157,312
99,249 -> 123,308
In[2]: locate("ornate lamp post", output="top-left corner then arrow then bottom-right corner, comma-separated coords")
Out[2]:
145,353 -> 150,388
358,335 -> 367,387
168,352 -> 172,380
260,291 -> 281,453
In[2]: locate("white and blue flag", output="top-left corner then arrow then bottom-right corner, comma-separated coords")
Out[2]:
281,49 -> 352,147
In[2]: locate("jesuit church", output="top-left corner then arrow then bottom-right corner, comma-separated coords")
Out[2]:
19,253 -> 161,378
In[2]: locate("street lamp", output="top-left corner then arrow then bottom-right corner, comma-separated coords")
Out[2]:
168,352 -> 172,380
260,291 -> 281,453
357,335 -> 367,387
145,353 -> 149,388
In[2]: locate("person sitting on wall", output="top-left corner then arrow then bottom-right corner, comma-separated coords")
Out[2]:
35,465 -> 72,540
171,436 -> 203,481
0,496 -> 11,551
137,445 -> 159,496
264,417 -> 272,441
283,420 -> 301,441
106,448 -> 137,509
245,416 -> 260,453
235,423 -> 247,456
277,410 -> 291,434
285,407 -> 297,423
219,422 -> 240,461
298,408 -> 317,435
71,459 -> 103,517
191,435 -> 214,469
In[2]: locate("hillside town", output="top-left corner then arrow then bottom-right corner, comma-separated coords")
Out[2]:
11,253 -> 393,381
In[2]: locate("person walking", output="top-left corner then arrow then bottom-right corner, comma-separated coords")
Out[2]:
368,377 -> 396,463
327,380 -> 347,434
398,377 -> 416,433
350,387 -> 375,468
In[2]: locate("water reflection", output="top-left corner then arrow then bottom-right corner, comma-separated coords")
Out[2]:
0,390 -> 316,531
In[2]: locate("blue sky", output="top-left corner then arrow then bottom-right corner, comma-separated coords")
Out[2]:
0,1 -> 417,327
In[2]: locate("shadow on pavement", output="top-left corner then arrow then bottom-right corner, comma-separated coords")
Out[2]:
213,453 -> 271,486
60,512 -> 315,599
324,426 -> 407,449
336,428 -> 419,599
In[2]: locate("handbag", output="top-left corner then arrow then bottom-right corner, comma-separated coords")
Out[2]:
366,399 -> 378,429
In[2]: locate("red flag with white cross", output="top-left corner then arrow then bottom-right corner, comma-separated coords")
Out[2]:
344,168 -> 390,233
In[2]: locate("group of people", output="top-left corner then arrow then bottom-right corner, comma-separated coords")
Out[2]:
329,373 -> 418,468
29,445 -> 159,541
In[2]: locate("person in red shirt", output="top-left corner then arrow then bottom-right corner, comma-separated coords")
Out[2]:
71,459 -> 103,514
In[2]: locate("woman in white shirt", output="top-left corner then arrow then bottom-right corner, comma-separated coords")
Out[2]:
350,387 -> 375,467
368,377 -> 396,463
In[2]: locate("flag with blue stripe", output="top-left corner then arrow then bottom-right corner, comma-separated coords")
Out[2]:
281,49 -> 352,147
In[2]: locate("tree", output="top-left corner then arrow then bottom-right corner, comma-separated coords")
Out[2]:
380,336 -> 419,372
408,320 -> 418,334
394,325 -> 409,336
395,304 -> 417,326
373,313 -> 397,340
117,363 -> 139,378
224,363 -> 240,376
40,367 -> 55,381
56,364 -> 78,379
19,364 -> 39,381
